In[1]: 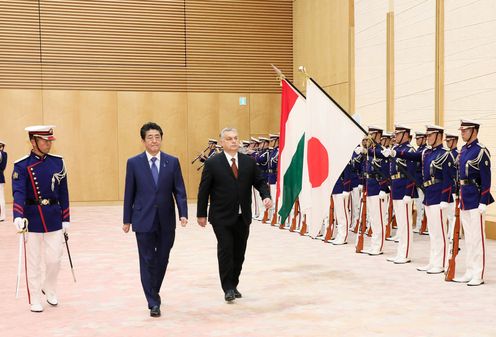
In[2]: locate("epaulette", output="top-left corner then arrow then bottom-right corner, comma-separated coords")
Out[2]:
477,142 -> 486,149
442,146 -> 450,151
14,155 -> 29,164
48,153 -> 63,158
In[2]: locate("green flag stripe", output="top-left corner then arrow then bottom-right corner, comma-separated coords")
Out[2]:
278,134 -> 305,224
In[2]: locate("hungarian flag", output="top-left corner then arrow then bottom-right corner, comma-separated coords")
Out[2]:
276,79 -> 307,224
304,78 -> 365,236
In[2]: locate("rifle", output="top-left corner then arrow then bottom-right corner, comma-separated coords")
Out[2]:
324,196 -> 335,242
419,213 -> 428,235
445,198 -> 460,281
355,189 -> 367,253
272,199 -> 279,227
261,207 -> 270,224
289,199 -> 300,232
299,214 -> 307,236
385,196 -> 395,239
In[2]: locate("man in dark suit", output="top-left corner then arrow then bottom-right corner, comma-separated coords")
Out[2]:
123,122 -> 188,317
197,127 -> 271,303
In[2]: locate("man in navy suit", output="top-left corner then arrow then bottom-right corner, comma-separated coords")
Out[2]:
123,122 -> 188,317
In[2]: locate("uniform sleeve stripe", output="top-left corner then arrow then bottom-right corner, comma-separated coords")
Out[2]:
442,188 -> 451,193
482,188 -> 490,195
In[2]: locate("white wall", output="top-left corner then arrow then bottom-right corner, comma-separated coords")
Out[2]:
355,0 -> 496,217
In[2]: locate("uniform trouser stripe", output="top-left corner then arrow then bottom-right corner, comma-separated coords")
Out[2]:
393,199 -> 413,259
379,199 -> 384,251
425,204 -> 446,269
440,209 -> 446,267
343,198 -> 349,242
480,214 -> 486,279
406,203 -> 410,258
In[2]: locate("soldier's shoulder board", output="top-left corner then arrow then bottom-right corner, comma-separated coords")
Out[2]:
477,142 -> 486,149
14,155 -> 29,164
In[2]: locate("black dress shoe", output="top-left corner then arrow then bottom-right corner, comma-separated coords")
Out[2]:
225,289 -> 236,302
150,305 -> 161,317
234,289 -> 242,298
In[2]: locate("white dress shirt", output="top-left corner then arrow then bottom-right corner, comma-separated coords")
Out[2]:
145,151 -> 160,174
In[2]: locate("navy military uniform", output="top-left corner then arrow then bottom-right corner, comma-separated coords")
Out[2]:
267,134 -> 279,222
349,144 -> 363,230
444,133 -> 460,240
361,126 -> 390,255
254,137 -> 270,221
381,125 -> 417,263
330,160 -> 353,244
453,120 -> 494,286
12,126 -> 70,312
395,125 -> 454,274
0,140 -> 7,221
413,132 -> 427,233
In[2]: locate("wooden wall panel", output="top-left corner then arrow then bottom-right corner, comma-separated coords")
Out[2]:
0,89 -> 43,203
0,0 -> 292,93
250,93 -> 281,135
116,92 -> 188,200
218,93 -> 250,141
187,93 -> 220,199
42,90 -> 119,201
293,0 -> 350,106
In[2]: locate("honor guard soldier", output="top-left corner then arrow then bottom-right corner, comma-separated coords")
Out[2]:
388,125 -> 454,274
12,126 -> 70,312
349,143 -> 363,230
444,133 -> 460,239
382,125 -> 418,263
359,126 -> 390,255
413,131 -> 427,233
254,137 -> 270,221
453,120 -> 493,286
267,134 -> 279,221
330,161 -> 353,244
0,140 -> 7,221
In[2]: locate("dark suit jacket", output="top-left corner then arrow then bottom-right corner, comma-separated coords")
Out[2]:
0,151 -> 7,183
197,151 -> 270,226
123,151 -> 187,232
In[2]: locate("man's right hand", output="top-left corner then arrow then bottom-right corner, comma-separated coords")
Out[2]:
123,223 -> 131,233
197,217 -> 207,227
14,217 -> 26,232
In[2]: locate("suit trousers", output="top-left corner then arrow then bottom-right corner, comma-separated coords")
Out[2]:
212,215 -> 250,292
27,230 -> 64,306
135,218 -> 175,309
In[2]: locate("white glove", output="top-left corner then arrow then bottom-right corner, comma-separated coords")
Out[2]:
62,222 -> 70,233
381,148 -> 391,158
440,201 -> 448,209
354,146 -> 363,155
389,149 -> 397,157
14,217 -> 26,231
402,195 -> 412,204
378,191 -> 386,200
478,204 -> 486,214
357,184 -> 363,192
452,193 -> 458,202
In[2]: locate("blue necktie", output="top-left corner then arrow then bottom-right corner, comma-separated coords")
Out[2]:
151,157 -> 159,186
